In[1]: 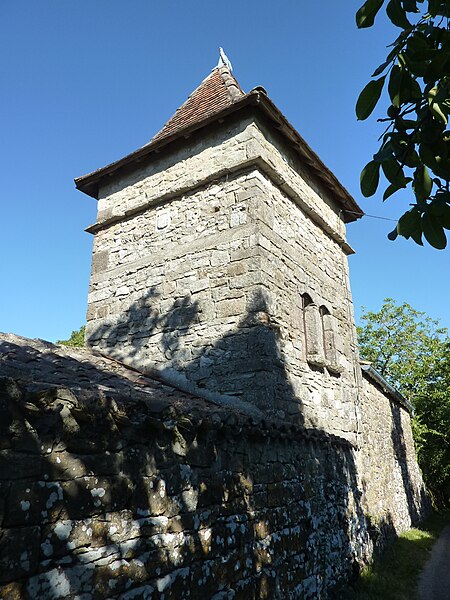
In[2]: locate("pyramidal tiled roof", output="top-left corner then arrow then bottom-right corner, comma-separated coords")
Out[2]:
151,65 -> 245,143
75,56 -> 363,223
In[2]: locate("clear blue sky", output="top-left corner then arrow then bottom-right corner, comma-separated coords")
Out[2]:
1,1 -> 448,341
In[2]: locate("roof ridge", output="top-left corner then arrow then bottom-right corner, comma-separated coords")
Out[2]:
216,65 -> 244,102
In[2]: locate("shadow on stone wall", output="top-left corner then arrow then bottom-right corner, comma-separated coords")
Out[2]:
0,291 -> 422,598
0,369 -> 371,599
87,287 -> 306,423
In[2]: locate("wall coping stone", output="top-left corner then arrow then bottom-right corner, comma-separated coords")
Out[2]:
0,334 -> 354,450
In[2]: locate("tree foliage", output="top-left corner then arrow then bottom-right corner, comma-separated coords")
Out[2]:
358,299 -> 450,506
356,0 -> 450,249
357,298 -> 447,396
57,326 -> 85,348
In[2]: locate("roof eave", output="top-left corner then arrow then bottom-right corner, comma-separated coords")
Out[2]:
75,90 -> 364,223
74,94 -> 258,199
254,92 -> 363,222
360,362 -> 414,414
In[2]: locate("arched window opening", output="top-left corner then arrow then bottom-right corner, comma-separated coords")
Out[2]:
302,293 -> 313,309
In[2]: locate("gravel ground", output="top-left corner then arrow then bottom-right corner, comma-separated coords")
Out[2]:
418,525 -> 450,600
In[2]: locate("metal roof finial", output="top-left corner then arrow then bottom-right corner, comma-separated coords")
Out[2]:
217,47 -> 233,71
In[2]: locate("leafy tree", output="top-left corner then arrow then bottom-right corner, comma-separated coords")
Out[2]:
358,299 -> 450,505
413,351 -> 450,506
356,0 -> 450,249
357,298 -> 447,398
57,326 -> 85,348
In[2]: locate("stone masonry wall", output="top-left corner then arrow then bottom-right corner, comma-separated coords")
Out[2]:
85,116 -> 360,437
0,376 -> 371,599
86,169 -> 287,415
357,374 -> 429,536
79,110 -> 430,586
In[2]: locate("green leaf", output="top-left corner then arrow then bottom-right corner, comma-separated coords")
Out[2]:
383,178 -> 413,200
374,142 -> 395,162
419,143 -> 437,169
434,159 -> 450,180
372,59 -> 392,77
402,0 -> 419,12
410,227 -> 424,245
403,150 -> 420,168
388,65 -> 403,107
388,227 -> 399,240
420,119 -> 444,145
383,183 -> 401,201
430,102 -> 448,125
386,0 -> 412,27
402,70 -> 422,101
413,165 -> 433,201
356,77 -> 386,120
397,208 -> 423,244
390,134 -> 411,160
430,199 -> 450,228
403,55 -> 428,77
361,160 -> 381,197
424,52 -> 450,85
356,0 -> 384,28
422,212 -> 447,248
382,159 -> 408,185
406,33 -> 436,60
428,0 -> 441,16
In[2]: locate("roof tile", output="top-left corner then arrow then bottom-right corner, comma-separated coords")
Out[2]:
151,66 -> 244,143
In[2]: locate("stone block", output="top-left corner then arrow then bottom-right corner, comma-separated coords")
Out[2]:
0,526 -> 40,584
0,451 -> 42,481
210,250 -> 230,267
91,250 -> 109,274
5,480 -> 64,527
216,298 -> 246,318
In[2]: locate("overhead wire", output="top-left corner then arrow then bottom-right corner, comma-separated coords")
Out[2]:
343,209 -> 397,222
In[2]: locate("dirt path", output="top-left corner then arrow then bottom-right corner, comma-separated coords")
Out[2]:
418,525 -> 450,600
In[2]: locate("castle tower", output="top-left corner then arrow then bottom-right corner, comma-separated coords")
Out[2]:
76,56 -> 364,440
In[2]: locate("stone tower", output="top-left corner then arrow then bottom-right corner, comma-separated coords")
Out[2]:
76,58 -> 364,440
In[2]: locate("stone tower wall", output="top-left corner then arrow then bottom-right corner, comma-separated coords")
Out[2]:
0,91 -> 431,599
248,170 -> 360,438
86,117 -> 360,437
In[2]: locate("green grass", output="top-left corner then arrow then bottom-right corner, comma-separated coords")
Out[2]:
336,511 -> 450,600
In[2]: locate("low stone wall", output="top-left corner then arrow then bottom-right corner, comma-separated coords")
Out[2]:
0,376 -> 371,599
358,374 -> 429,539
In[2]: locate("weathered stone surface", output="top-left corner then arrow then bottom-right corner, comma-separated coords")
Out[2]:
358,372 -> 429,534
0,526 -> 40,583
0,372 -> 375,598
83,116 -> 362,438
0,344 -> 430,599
